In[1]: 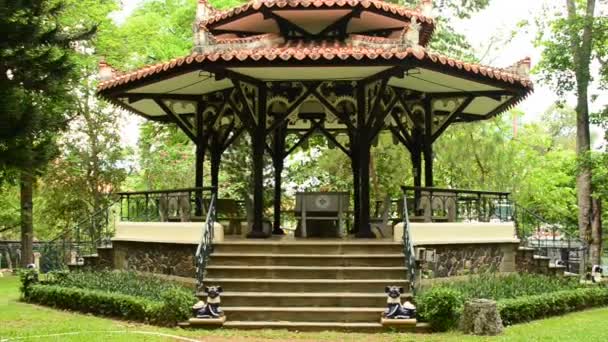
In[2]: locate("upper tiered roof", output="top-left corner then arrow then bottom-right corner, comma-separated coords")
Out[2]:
97,0 -> 532,124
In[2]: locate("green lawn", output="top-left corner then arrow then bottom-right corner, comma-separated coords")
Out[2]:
1,275 -> 608,341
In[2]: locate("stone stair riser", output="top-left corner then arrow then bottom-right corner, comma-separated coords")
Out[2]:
223,309 -> 384,323
213,244 -> 403,255
210,256 -> 404,267
205,268 -> 406,279
218,296 -> 388,307
204,280 -> 409,293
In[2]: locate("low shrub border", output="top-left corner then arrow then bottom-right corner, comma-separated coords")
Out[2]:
20,270 -> 195,326
498,287 -> 608,326
417,280 -> 608,331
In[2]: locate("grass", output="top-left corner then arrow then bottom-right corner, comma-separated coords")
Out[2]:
1,274 -> 608,341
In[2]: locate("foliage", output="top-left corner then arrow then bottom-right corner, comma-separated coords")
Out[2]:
417,273 -> 586,331
18,269 -> 39,299
53,270 -> 193,302
26,284 -> 159,322
498,286 -> 608,326
416,287 -> 464,332
20,270 -> 196,325
421,273 -> 582,302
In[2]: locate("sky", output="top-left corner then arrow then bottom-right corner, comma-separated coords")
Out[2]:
113,0 -> 606,149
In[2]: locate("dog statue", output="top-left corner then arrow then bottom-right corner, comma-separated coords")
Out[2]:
592,265 -> 603,283
192,286 -> 224,319
383,286 -> 416,319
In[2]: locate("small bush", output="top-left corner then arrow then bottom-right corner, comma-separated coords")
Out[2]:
420,273 -> 581,302
19,269 -> 39,299
498,287 -> 608,326
54,270 -> 190,301
416,287 -> 464,331
27,285 -> 157,322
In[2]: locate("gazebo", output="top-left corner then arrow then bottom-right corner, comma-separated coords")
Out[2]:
98,0 -> 533,239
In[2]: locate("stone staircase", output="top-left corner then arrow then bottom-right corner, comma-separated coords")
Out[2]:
199,239 -> 413,331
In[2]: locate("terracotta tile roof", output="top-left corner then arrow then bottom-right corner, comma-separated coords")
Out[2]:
97,39 -> 533,92
202,0 -> 435,28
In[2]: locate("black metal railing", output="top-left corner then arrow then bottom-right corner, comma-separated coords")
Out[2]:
401,186 -> 512,223
401,195 -> 417,295
42,198 -> 120,270
195,193 -> 217,291
117,187 -> 214,222
513,204 -> 586,273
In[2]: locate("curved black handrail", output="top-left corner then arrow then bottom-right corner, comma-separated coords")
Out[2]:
195,193 -> 217,291
401,195 -> 417,295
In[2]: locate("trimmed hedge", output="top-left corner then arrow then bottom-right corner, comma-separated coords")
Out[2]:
498,287 -> 608,326
27,285 -> 159,322
21,270 -> 196,326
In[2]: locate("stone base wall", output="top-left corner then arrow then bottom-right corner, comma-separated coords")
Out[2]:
417,243 -> 518,278
112,241 -> 197,278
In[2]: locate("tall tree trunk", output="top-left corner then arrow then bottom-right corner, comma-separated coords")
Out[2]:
590,197 -> 602,265
567,0 -> 598,265
20,168 -> 34,267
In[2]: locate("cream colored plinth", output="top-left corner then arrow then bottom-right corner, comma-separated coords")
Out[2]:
113,221 -> 225,244
188,316 -> 226,325
393,222 -> 519,245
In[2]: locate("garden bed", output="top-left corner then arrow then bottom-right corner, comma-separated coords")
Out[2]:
416,273 -> 608,331
20,270 -> 196,326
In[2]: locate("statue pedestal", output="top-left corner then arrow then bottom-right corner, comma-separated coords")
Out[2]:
187,316 -> 226,326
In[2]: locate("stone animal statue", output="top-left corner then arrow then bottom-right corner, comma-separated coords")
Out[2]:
192,286 -> 224,318
592,265 -> 603,283
383,286 -> 416,319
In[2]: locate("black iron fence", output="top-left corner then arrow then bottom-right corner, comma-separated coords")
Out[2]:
401,186 -> 512,223
513,203 -> 586,273
117,187 -> 215,222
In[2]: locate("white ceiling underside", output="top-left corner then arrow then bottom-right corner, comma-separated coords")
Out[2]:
116,66 -> 513,118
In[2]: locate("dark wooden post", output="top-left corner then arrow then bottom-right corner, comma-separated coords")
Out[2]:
210,139 -> 221,200
247,85 -> 268,238
355,83 -> 374,238
272,123 -> 286,235
423,99 -> 434,187
350,144 -> 360,234
195,103 -> 205,216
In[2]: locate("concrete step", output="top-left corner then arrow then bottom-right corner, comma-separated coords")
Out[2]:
209,253 -> 405,267
221,320 -> 429,332
205,265 -> 407,279
213,291 -> 395,307
203,278 -> 408,293
213,241 -> 403,255
222,306 -> 384,323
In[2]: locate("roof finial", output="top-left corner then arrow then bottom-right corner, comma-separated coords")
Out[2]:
193,0 -> 217,53
420,0 -> 434,18
98,59 -> 115,81
507,57 -> 531,78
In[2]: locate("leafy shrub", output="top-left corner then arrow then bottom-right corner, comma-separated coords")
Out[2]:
154,287 -> 196,325
498,287 -> 608,326
420,273 -> 581,302
416,287 -> 464,332
54,270 -> 191,301
19,269 -> 39,299
27,285 -> 157,322
25,284 -> 194,325
21,270 -> 196,326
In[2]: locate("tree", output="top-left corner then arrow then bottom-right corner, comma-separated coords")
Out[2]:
536,0 -> 608,264
0,0 -> 97,266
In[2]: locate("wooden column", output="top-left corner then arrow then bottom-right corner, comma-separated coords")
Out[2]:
210,140 -> 221,200
350,144 -> 360,234
195,103 -> 205,216
247,86 -> 268,238
423,99 -> 434,187
272,123 -> 286,235
355,83 -> 374,238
